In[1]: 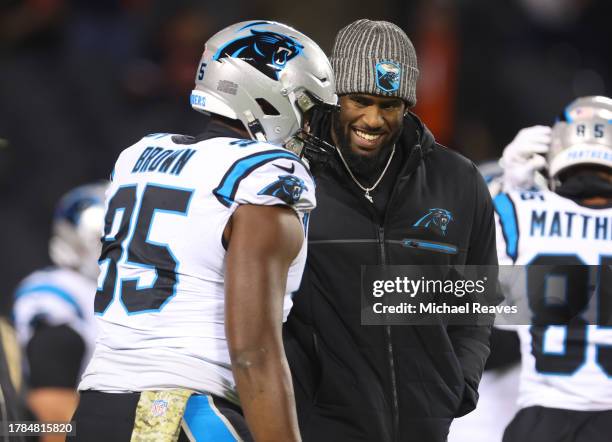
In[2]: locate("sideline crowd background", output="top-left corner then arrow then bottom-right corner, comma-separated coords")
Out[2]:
1,0 -> 611,314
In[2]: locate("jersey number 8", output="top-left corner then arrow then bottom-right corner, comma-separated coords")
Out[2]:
528,254 -> 612,376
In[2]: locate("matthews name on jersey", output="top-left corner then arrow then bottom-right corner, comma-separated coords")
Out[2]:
494,189 -> 612,411
79,132 -> 316,404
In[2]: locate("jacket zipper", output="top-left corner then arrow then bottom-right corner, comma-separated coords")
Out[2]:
376,142 -> 421,441
378,226 -> 399,442
397,238 -> 458,254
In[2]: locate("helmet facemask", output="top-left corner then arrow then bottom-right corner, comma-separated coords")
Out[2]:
284,90 -> 339,159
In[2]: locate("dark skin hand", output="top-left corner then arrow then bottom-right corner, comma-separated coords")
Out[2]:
332,94 -> 406,157
224,204 -> 303,442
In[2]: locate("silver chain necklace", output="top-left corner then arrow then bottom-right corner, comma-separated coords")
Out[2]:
336,144 -> 396,203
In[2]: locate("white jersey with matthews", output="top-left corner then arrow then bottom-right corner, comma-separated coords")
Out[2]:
494,189 -> 612,411
13,266 -> 97,376
79,133 -> 315,403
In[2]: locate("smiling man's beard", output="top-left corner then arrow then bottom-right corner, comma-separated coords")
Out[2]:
332,116 -> 401,185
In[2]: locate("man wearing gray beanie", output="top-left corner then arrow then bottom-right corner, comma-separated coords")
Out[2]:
284,19 -> 498,442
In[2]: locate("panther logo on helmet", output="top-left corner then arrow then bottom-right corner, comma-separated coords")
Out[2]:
213,26 -> 304,81
258,174 -> 307,205
192,20 -> 337,147
413,208 -> 454,236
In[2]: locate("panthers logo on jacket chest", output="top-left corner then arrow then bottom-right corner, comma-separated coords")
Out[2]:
412,208 -> 454,236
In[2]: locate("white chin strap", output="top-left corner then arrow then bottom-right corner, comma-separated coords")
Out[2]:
243,110 -> 267,142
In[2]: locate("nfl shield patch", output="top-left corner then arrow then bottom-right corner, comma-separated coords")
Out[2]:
133,389 -> 193,441
375,61 -> 401,93
151,399 -> 168,417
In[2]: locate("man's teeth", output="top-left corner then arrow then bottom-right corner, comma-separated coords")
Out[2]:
354,129 -> 382,141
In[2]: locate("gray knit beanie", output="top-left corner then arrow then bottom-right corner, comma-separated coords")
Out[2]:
330,19 -> 419,107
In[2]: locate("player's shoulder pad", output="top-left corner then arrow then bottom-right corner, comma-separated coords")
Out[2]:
213,143 -> 315,212
14,277 -> 81,315
503,189 -> 548,206
113,133 -> 197,177
13,270 -> 85,342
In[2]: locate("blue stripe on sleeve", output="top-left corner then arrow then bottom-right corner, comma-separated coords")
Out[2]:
15,285 -> 84,319
493,193 -> 520,262
213,150 -> 301,207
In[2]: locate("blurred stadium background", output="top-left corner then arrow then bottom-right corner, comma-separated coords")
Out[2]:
1,0 -> 611,314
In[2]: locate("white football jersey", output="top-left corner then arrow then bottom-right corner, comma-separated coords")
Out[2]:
449,364 -> 520,442
79,133 -> 315,403
13,266 -> 97,376
494,189 -> 612,411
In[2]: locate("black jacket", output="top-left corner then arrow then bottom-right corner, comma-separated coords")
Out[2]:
284,114 -> 497,442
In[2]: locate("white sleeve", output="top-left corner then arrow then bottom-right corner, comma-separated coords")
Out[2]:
13,286 -> 83,345
215,155 -> 316,214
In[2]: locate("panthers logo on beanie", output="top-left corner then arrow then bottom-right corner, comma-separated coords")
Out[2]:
413,208 -> 454,236
258,175 -> 307,205
375,61 -> 401,93
213,25 -> 304,81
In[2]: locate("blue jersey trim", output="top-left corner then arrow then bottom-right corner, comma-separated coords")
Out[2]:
494,193 -> 520,262
213,149 -> 304,208
15,285 -> 84,319
182,395 -> 238,441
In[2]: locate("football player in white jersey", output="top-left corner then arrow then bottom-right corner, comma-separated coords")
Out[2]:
447,161 -> 522,442
12,182 -> 106,437
73,20 -> 337,442
494,96 -> 612,442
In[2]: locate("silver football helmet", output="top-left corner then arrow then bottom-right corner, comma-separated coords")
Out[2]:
549,95 -> 612,189
190,20 -> 337,156
49,182 -> 108,280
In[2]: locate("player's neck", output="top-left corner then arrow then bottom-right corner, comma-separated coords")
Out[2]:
579,196 -> 611,207
209,115 -> 250,139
